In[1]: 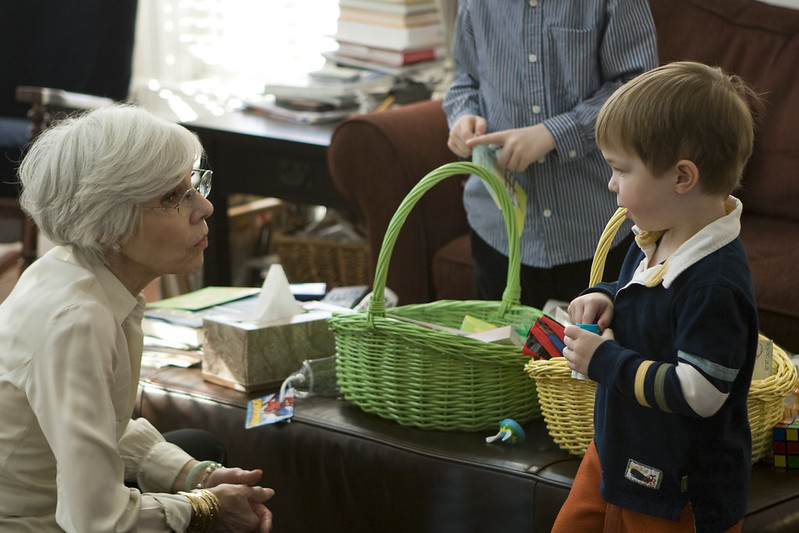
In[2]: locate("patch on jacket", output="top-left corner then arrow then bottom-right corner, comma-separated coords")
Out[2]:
625,459 -> 662,490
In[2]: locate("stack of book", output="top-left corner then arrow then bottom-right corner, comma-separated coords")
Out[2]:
255,65 -> 394,124
142,286 -> 263,351
328,0 -> 446,75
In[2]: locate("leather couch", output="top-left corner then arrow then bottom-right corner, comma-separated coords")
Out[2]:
327,0 -> 799,354
136,366 -> 799,532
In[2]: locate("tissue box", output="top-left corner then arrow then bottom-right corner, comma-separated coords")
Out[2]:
201,310 -> 335,392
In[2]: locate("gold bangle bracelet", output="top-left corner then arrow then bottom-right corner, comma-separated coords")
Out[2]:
179,489 -> 221,533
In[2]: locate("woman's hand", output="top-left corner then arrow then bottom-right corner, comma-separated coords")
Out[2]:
205,467 -> 263,489
179,465 -> 276,532
208,483 -> 275,533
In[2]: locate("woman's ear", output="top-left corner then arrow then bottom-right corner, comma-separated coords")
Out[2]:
673,159 -> 700,195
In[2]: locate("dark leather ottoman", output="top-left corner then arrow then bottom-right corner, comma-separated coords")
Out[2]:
135,366 -> 799,532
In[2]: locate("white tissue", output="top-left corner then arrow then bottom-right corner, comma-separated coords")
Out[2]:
246,264 -> 304,323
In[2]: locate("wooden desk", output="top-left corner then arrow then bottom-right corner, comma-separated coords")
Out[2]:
182,111 -> 355,286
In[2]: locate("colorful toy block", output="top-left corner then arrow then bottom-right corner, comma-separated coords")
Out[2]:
772,417 -> 799,468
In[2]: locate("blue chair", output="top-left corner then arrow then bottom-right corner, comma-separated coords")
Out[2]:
0,0 -> 137,276
0,87 -> 113,274
0,113 -> 30,272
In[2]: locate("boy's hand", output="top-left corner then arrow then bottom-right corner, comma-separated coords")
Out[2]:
448,114 -> 487,158
465,124 -> 555,172
562,325 -> 615,376
568,293 -> 614,332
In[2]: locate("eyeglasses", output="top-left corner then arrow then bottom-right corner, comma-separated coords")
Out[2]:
141,168 -> 213,215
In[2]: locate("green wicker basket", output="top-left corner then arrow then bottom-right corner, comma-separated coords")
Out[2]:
327,161 -> 542,431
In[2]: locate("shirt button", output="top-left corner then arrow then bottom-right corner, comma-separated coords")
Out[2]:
568,149 -> 577,158
543,209 -> 552,218
538,157 -> 546,164
528,53 -> 537,63
532,105 -> 541,114
529,0 -> 537,5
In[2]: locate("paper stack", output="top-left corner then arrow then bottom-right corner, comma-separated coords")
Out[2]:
257,64 -> 394,124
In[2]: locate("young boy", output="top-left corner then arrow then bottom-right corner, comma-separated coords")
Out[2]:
555,61 -> 759,532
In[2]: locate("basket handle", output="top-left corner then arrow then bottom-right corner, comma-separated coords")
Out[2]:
367,161 -> 521,324
588,207 -> 628,287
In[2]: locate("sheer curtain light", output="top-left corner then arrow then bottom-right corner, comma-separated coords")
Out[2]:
132,0 -> 339,108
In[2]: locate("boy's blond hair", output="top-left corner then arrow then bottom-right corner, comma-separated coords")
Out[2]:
596,61 -> 756,195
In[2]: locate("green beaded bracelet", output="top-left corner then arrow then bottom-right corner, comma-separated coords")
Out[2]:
185,460 -> 221,491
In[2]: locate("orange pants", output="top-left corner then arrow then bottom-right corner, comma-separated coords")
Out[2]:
552,441 -> 743,533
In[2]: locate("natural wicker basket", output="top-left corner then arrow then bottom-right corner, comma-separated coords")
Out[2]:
272,232 -> 369,288
526,340 -> 796,462
328,162 -> 542,431
524,358 -> 596,456
747,345 -> 798,461
525,208 -> 799,462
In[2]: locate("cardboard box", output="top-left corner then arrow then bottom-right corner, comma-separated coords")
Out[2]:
201,310 -> 335,392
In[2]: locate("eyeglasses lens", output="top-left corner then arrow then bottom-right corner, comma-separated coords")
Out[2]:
174,169 -> 212,213
192,169 -> 213,198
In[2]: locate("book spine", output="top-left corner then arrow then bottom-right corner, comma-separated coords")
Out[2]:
336,19 -> 443,50
337,44 -> 439,65
338,8 -> 440,28
399,48 -> 438,63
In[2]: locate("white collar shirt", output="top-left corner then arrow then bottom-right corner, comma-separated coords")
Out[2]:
0,245 -> 193,532
628,196 -> 742,289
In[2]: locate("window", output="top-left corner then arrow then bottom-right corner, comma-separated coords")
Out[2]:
131,0 -> 339,120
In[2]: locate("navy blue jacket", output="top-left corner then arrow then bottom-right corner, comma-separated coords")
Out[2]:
586,200 -> 758,532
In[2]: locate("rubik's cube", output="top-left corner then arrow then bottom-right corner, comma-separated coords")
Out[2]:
772,417 -> 799,468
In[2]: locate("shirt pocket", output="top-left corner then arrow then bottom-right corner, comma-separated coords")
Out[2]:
545,26 -> 601,112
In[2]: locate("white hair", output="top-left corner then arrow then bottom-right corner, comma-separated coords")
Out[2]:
18,104 -> 203,264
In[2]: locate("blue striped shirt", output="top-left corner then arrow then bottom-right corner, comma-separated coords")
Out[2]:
443,0 -> 658,268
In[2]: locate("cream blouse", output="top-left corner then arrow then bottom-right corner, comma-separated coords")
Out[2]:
0,246 -> 194,532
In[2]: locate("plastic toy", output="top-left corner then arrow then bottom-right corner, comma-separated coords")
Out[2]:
773,417 -> 799,468
485,418 -> 526,444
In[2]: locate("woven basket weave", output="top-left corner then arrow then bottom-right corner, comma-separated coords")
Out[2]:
328,162 -> 542,431
747,345 -> 798,461
525,208 -> 798,461
526,341 -> 796,462
272,233 -> 369,288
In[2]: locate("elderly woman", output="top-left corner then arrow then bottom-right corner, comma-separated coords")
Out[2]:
0,105 -> 274,532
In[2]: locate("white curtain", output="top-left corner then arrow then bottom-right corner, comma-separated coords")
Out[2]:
131,0 -> 339,95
